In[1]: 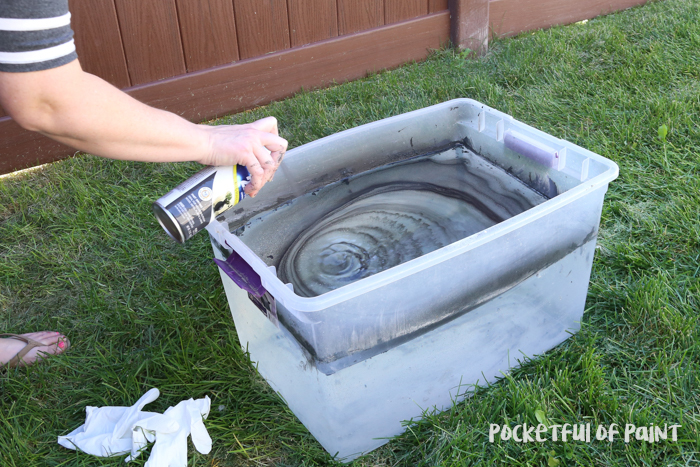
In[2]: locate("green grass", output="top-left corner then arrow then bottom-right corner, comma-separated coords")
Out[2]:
2,0 -> 699,465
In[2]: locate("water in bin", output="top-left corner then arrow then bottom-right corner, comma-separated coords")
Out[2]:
236,144 -> 548,297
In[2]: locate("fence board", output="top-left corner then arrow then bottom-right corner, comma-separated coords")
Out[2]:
489,0 -> 649,36
429,0 -> 448,12
233,0 -> 291,60
0,117 -> 73,174
113,0 -> 186,85
127,12 -> 449,121
385,0 -> 428,24
337,0 -> 384,35
175,0 -> 239,72
287,0 -> 338,47
69,0 -> 130,88
451,0 -> 489,53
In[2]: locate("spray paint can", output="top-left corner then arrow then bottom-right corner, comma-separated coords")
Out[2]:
153,165 -> 251,243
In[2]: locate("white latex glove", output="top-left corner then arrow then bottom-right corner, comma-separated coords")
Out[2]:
58,388 -> 212,467
136,397 -> 212,467
58,388 -> 162,456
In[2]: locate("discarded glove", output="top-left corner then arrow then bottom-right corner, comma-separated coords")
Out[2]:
58,388 -> 212,467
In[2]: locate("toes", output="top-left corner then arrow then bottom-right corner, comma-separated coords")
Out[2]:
20,331 -> 70,359
23,331 -> 62,345
32,336 -> 69,360
39,343 -> 66,358
57,336 -> 70,353
1,332 -> 70,367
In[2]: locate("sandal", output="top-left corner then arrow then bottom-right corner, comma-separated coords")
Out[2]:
0,333 -> 70,368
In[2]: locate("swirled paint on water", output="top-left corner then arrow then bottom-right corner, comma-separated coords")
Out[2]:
237,145 -> 549,297
280,186 -> 503,297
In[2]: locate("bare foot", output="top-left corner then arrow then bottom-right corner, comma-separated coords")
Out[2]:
0,331 -> 70,368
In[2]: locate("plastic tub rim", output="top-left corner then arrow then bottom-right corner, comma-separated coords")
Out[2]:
208,99 -> 619,313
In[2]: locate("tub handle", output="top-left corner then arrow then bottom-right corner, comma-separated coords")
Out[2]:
214,251 -> 267,298
504,130 -> 564,169
214,252 -> 279,326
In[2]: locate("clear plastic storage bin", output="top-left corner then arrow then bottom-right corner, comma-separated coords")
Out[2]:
206,99 -> 618,460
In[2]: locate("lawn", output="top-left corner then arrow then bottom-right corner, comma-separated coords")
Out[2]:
1,0 -> 699,465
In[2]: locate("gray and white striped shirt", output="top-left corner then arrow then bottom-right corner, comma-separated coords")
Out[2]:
0,0 -> 77,72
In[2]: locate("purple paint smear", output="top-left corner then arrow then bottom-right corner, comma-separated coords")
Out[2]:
214,251 -> 267,297
504,130 -> 559,168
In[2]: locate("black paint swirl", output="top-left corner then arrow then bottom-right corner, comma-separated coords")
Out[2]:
278,184 -> 506,297
242,146 -> 548,297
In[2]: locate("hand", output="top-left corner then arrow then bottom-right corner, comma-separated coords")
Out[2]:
200,116 -> 288,197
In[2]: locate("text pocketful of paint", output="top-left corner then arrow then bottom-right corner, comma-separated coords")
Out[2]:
488,423 -> 682,443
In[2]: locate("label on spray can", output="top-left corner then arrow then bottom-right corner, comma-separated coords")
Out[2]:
153,165 -> 251,243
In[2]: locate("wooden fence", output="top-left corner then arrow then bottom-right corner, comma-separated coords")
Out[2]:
0,0 -> 648,175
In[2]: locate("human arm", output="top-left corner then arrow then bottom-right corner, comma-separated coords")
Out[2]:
0,60 -> 287,195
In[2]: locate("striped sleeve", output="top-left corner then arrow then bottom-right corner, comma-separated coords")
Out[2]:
0,0 -> 78,72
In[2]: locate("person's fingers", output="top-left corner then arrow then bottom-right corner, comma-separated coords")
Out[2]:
206,125 -> 287,192
251,131 -> 287,184
269,150 -> 285,180
246,116 -> 279,136
252,143 -> 277,185
253,130 -> 288,154
238,152 -> 265,197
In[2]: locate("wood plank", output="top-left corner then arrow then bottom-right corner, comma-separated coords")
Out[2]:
0,117 -> 74,175
489,0 -> 649,37
450,0 -> 489,54
127,11 -> 449,121
113,0 -> 186,85
233,0 -> 291,60
0,12 -> 450,175
287,0 -> 338,47
429,0 -> 448,12
69,0 -> 130,88
175,0 -> 240,72
337,0 -> 384,35
385,0 -> 428,24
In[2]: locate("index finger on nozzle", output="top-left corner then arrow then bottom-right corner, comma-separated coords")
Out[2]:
272,149 -> 286,164
240,154 -> 265,197
251,127 -> 286,146
261,133 -> 288,155
248,116 -> 280,136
